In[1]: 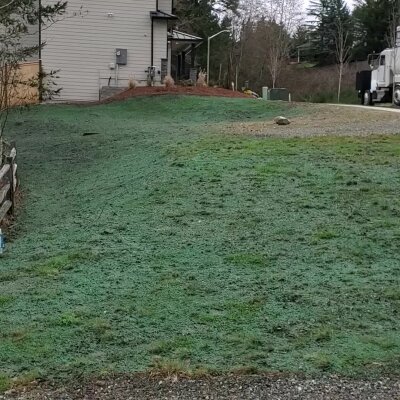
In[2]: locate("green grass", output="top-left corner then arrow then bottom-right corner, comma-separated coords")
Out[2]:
0,96 -> 400,387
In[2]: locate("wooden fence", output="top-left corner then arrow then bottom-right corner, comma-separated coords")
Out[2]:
0,142 -> 18,224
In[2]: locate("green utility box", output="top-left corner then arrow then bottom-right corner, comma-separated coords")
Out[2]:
262,87 -> 290,101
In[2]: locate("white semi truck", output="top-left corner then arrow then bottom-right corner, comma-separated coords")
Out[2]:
356,47 -> 400,106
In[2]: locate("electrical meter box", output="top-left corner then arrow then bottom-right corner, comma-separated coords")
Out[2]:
116,48 -> 127,65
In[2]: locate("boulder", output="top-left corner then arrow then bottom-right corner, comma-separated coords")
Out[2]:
274,116 -> 291,125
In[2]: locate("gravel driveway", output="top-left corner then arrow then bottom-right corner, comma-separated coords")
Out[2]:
220,103 -> 400,137
2,375 -> 400,400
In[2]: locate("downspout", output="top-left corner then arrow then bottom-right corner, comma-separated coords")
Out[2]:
151,0 -> 156,67
151,18 -> 154,66
38,0 -> 43,102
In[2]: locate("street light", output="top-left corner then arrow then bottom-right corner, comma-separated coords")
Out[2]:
207,28 -> 231,86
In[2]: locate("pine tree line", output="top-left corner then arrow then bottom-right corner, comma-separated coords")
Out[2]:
174,0 -> 400,87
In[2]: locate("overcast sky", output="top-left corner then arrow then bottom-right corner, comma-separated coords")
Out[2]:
303,0 -> 355,12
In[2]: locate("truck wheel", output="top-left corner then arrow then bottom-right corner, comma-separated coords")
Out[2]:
394,86 -> 400,106
363,90 -> 372,106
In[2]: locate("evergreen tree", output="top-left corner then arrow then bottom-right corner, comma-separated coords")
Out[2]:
352,0 -> 400,59
308,0 -> 352,64
290,25 -> 314,60
173,0 -> 239,85
174,0 -> 238,36
0,0 -> 67,155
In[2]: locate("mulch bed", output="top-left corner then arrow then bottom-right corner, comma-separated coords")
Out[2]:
106,86 -> 250,102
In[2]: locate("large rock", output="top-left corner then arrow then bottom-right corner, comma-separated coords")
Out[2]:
274,116 -> 291,125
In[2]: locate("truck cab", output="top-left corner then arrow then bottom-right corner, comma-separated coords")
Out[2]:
356,49 -> 399,105
373,50 -> 393,88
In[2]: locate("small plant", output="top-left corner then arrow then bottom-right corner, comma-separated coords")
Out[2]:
128,77 -> 138,89
59,312 -> 81,326
315,230 -> 338,240
306,352 -> 332,371
163,75 -> 175,88
0,295 -> 14,307
314,327 -> 332,342
0,374 -> 11,393
150,357 -> 190,377
196,70 -> 207,87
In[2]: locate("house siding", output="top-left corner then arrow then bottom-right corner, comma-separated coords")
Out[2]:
24,24 -> 39,62
158,0 -> 172,13
13,0 -> 39,62
42,0 -> 168,102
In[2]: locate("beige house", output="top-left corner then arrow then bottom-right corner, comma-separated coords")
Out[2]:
8,62 -> 39,106
40,0 -> 177,102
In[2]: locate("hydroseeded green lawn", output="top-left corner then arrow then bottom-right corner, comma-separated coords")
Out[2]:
0,96 -> 400,389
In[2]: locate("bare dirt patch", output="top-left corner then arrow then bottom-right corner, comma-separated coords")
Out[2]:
2,375 -> 400,400
107,86 -> 249,102
219,103 -> 400,137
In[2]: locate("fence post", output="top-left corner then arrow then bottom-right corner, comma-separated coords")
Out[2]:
7,156 -> 14,216
10,141 -> 17,191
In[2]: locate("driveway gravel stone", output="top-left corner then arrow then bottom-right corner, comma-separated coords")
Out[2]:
2,375 -> 400,400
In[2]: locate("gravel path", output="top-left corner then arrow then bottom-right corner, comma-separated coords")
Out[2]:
220,103 -> 400,137
2,375 -> 400,400
330,103 -> 400,113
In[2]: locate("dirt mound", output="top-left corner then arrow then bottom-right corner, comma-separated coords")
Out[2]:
107,86 -> 250,102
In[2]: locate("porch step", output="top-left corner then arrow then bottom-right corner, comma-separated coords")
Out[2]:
100,86 -> 128,101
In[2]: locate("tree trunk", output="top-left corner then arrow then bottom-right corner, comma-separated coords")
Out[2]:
272,68 -> 276,88
337,62 -> 343,103
0,126 -> 3,164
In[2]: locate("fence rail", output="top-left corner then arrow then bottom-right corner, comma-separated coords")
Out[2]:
0,142 -> 18,223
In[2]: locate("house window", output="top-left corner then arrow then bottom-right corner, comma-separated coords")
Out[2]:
380,55 -> 385,66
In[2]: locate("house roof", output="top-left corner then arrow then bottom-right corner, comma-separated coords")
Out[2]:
169,30 -> 203,43
297,42 -> 313,50
150,10 -> 178,20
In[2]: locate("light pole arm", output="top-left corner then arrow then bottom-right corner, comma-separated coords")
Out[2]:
209,29 -> 231,41
207,29 -> 231,86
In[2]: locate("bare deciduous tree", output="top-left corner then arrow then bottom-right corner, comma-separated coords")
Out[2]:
266,0 -> 301,87
236,0 -> 301,89
335,15 -> 352,102
224,0 -> 261,89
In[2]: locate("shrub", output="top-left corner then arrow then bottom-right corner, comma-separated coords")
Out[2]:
197,70 -> 207,87
128,77 -> 138,89
163,75 -> 175,88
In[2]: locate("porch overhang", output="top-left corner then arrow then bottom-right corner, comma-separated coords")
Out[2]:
168,30 -> 203,43
169,31 -> 203,82
150,10 -> 178,20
